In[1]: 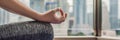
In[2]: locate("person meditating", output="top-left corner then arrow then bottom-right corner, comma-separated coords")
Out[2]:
0,0 -> 67,40
0,0 -> 67,23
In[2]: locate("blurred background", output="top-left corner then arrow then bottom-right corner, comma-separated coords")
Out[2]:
0,0 -> 120,37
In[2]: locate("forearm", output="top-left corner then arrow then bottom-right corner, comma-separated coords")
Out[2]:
0,0 -> 42,21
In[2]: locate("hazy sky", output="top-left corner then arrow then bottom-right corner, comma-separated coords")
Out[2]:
67,0 -> 73,13
67,0 -> 73,6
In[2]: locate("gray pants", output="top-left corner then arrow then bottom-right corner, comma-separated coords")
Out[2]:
0,21 -> 54,40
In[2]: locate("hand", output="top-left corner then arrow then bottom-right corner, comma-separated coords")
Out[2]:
39,8 -> 67,24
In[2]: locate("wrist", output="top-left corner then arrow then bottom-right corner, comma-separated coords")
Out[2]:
34,13 -> 47,22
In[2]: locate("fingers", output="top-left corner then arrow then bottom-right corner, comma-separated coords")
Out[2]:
53,13 -> 67,24
52,8 -> 64,16
48,8 -> 59,13
59,8 -> 64,16
65,13 -> 67,18
52,8 -> 60,13
59,13 -> 67,22
50,8 -> 67,23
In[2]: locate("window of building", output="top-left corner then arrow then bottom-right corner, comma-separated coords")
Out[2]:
102,0 -> 120,37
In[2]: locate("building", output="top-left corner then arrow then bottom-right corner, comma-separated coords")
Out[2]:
30,0 -> 45,13
118,19 -> 120,28
0,8 -> 9,25
73,0 -> 84,34
57,0 -> 69,36
45,0 -> 58,11
72,0 -> 93,36
110,0 -> 119,29
102,1 -> 111,30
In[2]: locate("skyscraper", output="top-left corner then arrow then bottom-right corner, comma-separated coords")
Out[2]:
110,0 -> 119,29
102,1 -> 111,30
73,0 -> 86,34
0,9 -> 9,25
72,0 -> 94,35
58,0 -> 69,36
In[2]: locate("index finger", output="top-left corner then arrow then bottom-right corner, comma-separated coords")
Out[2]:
54,8 -> 64,16
59,9 -> 64,16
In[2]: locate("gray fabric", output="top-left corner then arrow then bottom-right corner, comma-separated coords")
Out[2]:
0,21 -> 54,40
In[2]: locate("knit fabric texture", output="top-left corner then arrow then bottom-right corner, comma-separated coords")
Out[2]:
0,21 -> 54,40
